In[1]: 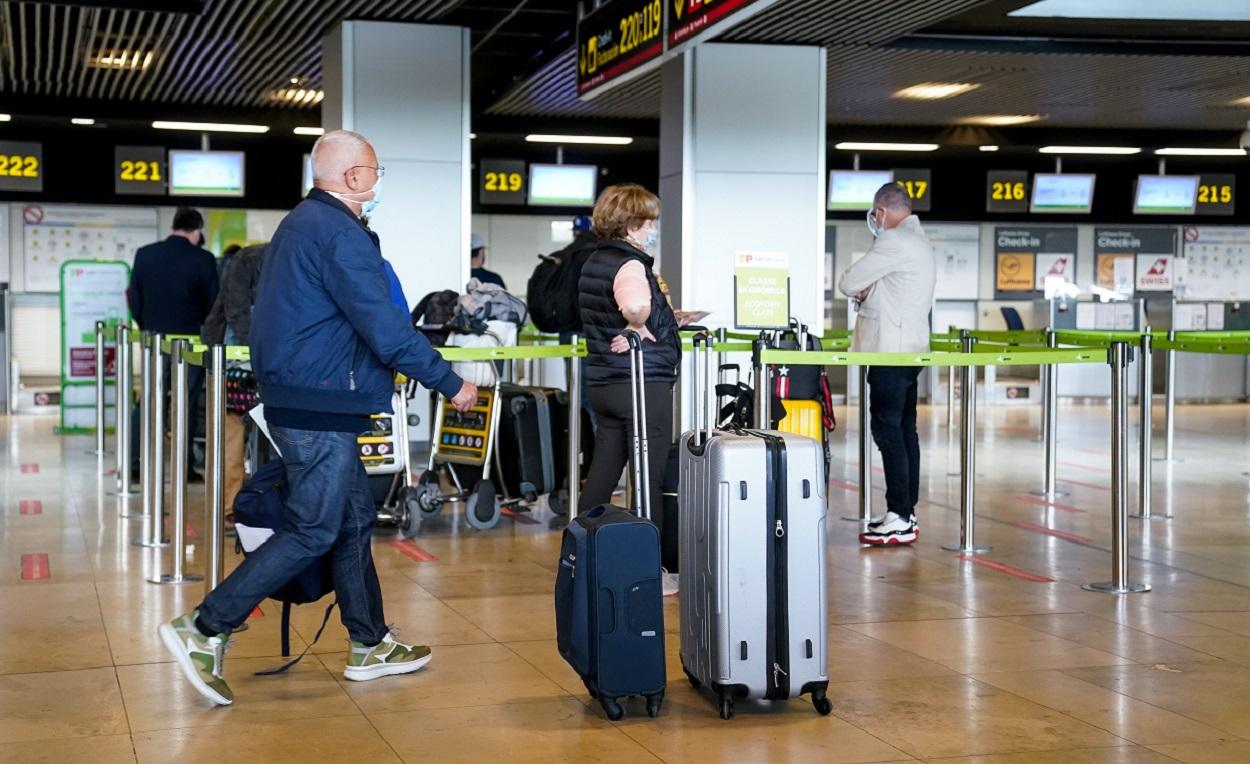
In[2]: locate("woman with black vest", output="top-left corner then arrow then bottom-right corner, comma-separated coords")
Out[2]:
577,184 -> 681,593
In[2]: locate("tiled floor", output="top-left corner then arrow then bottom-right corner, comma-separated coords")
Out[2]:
3,401 -> 1250,763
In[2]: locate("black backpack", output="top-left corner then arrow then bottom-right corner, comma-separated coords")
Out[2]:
526,239 -> 595,333
412,289 -> 459,346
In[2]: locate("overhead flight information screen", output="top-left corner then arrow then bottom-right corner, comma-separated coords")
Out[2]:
528,164 -> 597,207
1134,175 -> 1199,215
1030,173 -> 1095,214
827,170 -> 894,211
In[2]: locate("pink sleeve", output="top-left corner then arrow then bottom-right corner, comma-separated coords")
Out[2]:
613,260 -> 651,311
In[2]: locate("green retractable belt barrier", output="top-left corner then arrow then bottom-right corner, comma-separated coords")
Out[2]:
436,344 -> 585,362
759,348 -> 1105,368
182,345 -> 251,366
1156,338 -> 1250,355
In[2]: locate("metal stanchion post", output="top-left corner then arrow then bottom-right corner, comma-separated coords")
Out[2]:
567,334 -> 581,515
114,325 -> 138,508
1163,329 -> 1176,461
151,340 -> 201,585
945,326 -> 956,430
1032,329 -> 1065,499
944,333 -> 990,553
752,338 -> 769,429
715,327 -> 727,373
94,321 -> 107,457
133,333 -> 167,547
1132,331 -> 1168,520
1084,342 -> 1150,594
205,345 -> 226,593
844,365 -> 872,523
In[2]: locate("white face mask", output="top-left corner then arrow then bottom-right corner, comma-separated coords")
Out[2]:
866,209 -> 884,237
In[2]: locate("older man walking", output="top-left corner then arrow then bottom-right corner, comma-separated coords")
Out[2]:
839,183 -> 936,546
159,129 -> 478,706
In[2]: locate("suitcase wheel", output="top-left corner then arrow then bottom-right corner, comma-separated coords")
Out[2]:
718,697 -> 734,721
547,488 -> 569,516
599,696 -> 625,722
464,479 -> 501,530
812,691 -> 833,716
645,692 -> 663,718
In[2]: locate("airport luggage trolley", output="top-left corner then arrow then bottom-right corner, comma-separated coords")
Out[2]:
358,375 -> 427,537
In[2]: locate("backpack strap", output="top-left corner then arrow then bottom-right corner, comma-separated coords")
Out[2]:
254,599 -> 337,676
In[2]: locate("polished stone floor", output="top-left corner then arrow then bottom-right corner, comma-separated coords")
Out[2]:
2,400 -> 1250,763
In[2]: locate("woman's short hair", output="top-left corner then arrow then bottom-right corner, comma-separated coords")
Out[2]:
592,183 -> 660,241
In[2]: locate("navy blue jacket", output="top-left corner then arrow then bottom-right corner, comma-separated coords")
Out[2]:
251,190 -> 463,415
129,235 -> 219,335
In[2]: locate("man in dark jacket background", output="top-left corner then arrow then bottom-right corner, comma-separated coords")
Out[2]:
127,207 -> 218,480
160,129 -> 477,706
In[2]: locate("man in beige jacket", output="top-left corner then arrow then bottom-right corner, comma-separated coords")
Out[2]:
838,183 -> 936,545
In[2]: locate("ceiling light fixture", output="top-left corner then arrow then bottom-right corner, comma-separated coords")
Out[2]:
272,88 -> 324,105
293,126 -> 324,136
1154,147 -> 1247,156
71,118 -> 95,126
1038,145 -> 1140,155
958,114 -> 1044,126
894,82 -> 980,100
0,114 -> 10,122
152,120 -> 269,134
979,145 -> 1000,152
525,134 -> 633,145
834,141 -> 940,152
90,50 -> 154,70
469,133 -> 477,139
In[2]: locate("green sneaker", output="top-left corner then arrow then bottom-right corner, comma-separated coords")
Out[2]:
344,631 -> 432,682
158,611 -> 233,706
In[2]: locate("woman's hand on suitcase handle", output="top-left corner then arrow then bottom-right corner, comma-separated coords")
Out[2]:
612,326 -> 655,354
450,381 -> 478,412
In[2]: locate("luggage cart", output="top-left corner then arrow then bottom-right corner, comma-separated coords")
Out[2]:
358,376 -> 425,537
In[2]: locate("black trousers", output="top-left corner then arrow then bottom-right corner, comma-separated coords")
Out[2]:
868,366 -> 922,520
580,381 -> 676,569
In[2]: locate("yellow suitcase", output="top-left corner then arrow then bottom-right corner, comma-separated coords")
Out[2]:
776,399 -> 825,442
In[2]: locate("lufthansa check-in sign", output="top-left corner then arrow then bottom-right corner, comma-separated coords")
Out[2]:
577,0 -> 665,98
994,226 -> 1078,298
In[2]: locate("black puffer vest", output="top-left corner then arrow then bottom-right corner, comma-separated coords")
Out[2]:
578,240 -> 680,386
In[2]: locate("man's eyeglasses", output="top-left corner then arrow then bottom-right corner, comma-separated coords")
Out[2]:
349,164 -> 385,178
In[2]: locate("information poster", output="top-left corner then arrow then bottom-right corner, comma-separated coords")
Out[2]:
1178,226 -> 1250,301
994,226 -> 1077,298
1094,227 -> 1177,294
60,260 -> 130,433
927,224 -> 979,300
22,204 -> 159,292
733,250 -> 790,329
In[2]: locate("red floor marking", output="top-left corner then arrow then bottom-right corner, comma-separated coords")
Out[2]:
1009,520 -> 1092,544
20,553 -> 50,580
501,507 -> 540,525
18,500 -> 42,515
1073,448 -> 1109,458
829,479 -> 860,492
1059,460 -> 1111,474
1017,495 -> 1086,514
1059,478 -> 1110,492
957,554 -> 1054,583
387,539 -> 438,563
19,464 -> 38,474
250,606 -> 264,618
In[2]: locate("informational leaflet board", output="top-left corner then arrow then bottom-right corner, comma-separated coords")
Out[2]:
1094,227 -> 1177,294
994,226 -> 1078,298
22,204 -> 159,292
60,260 -> 130,433
733,250 -> 790,329
927,223 -> 979,300
1177,226 -> 1250,301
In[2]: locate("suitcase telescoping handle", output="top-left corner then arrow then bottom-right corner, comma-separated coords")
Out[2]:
624,330 -> 652,521
690,331 -> 715,446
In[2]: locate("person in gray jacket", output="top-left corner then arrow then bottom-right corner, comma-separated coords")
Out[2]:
838,183 -> 936,546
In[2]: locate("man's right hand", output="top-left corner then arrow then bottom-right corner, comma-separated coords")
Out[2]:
450,381 -> 478,412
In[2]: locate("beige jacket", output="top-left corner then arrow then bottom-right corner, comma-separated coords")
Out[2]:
838,215 -> 936,353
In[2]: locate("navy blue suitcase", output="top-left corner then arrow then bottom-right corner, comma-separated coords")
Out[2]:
554,332 -> 666,720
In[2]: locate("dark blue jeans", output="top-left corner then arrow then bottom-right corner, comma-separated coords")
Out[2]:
867,366 -> 922,520
197,425 -> 387,645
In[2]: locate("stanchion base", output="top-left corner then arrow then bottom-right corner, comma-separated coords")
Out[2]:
1129,513 -> 1173,521
942,543 -> 991,553
132,538 -> 171,548
111,489 -> 138,498
1029,490 -> 1070,499
1082,581 -> 1150,594
148,573 -> 204,585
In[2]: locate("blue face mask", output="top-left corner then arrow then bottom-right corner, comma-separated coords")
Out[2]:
329,177 -> 382,218
640,225 -> 658,252
866,208 -> 883,238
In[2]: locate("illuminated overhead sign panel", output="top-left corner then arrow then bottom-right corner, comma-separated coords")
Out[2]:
115,146 -> 166,195
577,0 -> 664,98
1196,173 -> 1235,216
668,0 -> 780,49
0,140 -> 43,192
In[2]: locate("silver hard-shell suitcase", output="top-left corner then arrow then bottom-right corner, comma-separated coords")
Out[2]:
678,333 -> 831,720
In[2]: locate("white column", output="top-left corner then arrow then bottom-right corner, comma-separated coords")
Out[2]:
321,21 -> 471,304
660,43 -> 827,431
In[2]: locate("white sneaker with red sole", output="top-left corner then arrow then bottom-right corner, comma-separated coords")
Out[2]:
860,511 -> 917,546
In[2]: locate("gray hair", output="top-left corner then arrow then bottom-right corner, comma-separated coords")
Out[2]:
873,182 -> 913,212
310,129 -> 371,180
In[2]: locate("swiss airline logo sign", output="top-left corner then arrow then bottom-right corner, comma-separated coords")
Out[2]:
1046,257 -> 1068,277
1136,255 -> 1173,291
